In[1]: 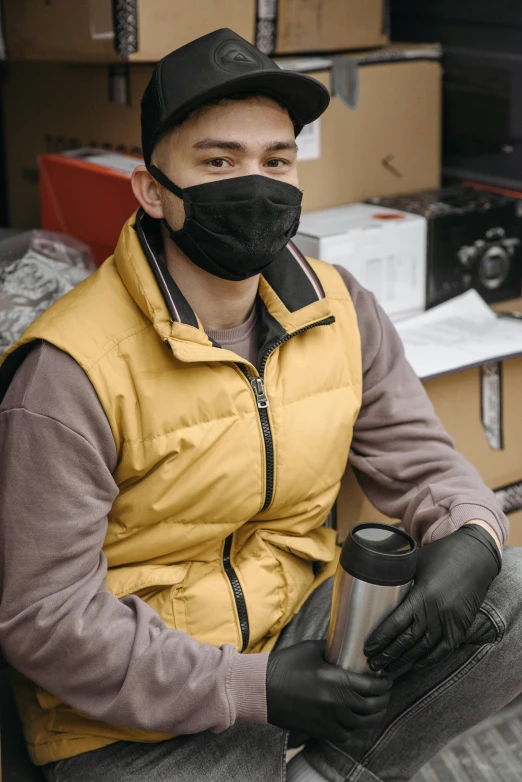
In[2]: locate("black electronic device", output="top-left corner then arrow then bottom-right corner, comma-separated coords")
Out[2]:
392,0 -> 522,27
369,187 -> 522,309
391,1 -> 522,53
444,148 -> 522,195
390,38 -> 522,188
441,48 -> 522,162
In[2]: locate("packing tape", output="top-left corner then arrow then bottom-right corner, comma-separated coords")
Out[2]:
331,58 -> 360,110
331,45 -> 443,112
495,480 -> 522,515
480,361 -> 504,451
112,0 -> 138,59
255,0 -> 278,55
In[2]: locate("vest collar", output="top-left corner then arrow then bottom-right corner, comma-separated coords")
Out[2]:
114,208 -> 334,363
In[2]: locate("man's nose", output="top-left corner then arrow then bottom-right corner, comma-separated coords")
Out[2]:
240,159 -> 268,177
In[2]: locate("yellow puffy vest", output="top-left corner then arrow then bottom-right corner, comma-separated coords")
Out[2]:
0,211 -> 362,765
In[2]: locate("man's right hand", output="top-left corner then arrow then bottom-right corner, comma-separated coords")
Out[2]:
266,640 -> 392,742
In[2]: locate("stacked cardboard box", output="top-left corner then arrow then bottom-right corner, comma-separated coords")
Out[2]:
391,0 -> 522,55
2,44 -> 441,230
3,0 -> 388,60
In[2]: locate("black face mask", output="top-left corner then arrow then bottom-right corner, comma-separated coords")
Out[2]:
147,165 -> 303,281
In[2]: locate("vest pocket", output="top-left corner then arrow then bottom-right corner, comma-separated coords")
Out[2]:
35,684 -> 63,711
106,562 -> 191,633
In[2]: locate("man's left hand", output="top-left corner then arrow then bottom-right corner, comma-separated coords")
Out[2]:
364,524 -> 502,675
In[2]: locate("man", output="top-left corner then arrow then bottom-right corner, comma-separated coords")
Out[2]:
0,28 -> 521,782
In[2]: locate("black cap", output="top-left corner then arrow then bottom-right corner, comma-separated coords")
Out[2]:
340,524 -> 418,587
141,28 -> 330,164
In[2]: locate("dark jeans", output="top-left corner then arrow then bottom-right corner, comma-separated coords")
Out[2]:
43,546 -> 522,782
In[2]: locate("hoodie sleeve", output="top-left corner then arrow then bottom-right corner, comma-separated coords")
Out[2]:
334,265 -> 509,547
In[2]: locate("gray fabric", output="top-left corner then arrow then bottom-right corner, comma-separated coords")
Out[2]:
287,753 -> 329,782
412,695 -> 522,782
0,267 -> 509,741
206,302 -> 259,367
42,547 -> 522,781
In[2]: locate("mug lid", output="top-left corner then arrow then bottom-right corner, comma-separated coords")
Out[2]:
340,523 -> 417,586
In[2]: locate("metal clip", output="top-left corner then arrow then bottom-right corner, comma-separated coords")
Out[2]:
251,377 -> 269,409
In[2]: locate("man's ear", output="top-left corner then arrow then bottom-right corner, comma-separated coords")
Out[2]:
131,165 -> 165,219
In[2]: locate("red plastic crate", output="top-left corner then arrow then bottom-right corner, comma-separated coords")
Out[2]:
39,151 -> 140,266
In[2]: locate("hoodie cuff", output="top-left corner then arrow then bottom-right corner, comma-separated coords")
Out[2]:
427,502 -> 508,548
226,651 -> 269,725
451,503 -> 507,548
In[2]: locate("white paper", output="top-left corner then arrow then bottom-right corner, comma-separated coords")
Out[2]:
83,152 -> 144,175
297,120 -> 321,162
275,57 -> 333,73
395,290 -> 522,380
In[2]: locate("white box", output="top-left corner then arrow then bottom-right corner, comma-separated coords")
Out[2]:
295,204 -> 428,321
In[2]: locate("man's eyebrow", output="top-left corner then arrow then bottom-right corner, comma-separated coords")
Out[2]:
192,138 -> 298,154
264,140 -> 298,153
193,138 -> 246,152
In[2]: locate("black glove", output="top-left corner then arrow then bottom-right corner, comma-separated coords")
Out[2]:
266,640 -> 392,743
364,524 -> 501,675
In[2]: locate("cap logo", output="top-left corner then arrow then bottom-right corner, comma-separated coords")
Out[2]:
215,40 -> 263,73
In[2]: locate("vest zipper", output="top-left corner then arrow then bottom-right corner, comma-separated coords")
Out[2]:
240,315 -> 335,513
223,533 -> 250,651
227,315 -> 334,651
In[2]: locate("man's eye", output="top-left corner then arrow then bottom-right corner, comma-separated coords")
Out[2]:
266,159 -> 286,168
208,158 -> 229,168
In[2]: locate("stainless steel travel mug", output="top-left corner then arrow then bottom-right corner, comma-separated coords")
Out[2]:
325,523 -> 417,674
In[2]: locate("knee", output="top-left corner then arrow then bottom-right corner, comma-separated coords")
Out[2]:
486,546 -> 522,630
500,546 -> 522,582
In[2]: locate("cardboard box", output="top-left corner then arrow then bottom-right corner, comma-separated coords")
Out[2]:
289,45 -> 442,212
506,509 -> 522,547
294,203 -> 427,321
2,45 -> 441,230
2,61 -> 147,230
3,0 -> 388,61
338,297 -> 522,548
